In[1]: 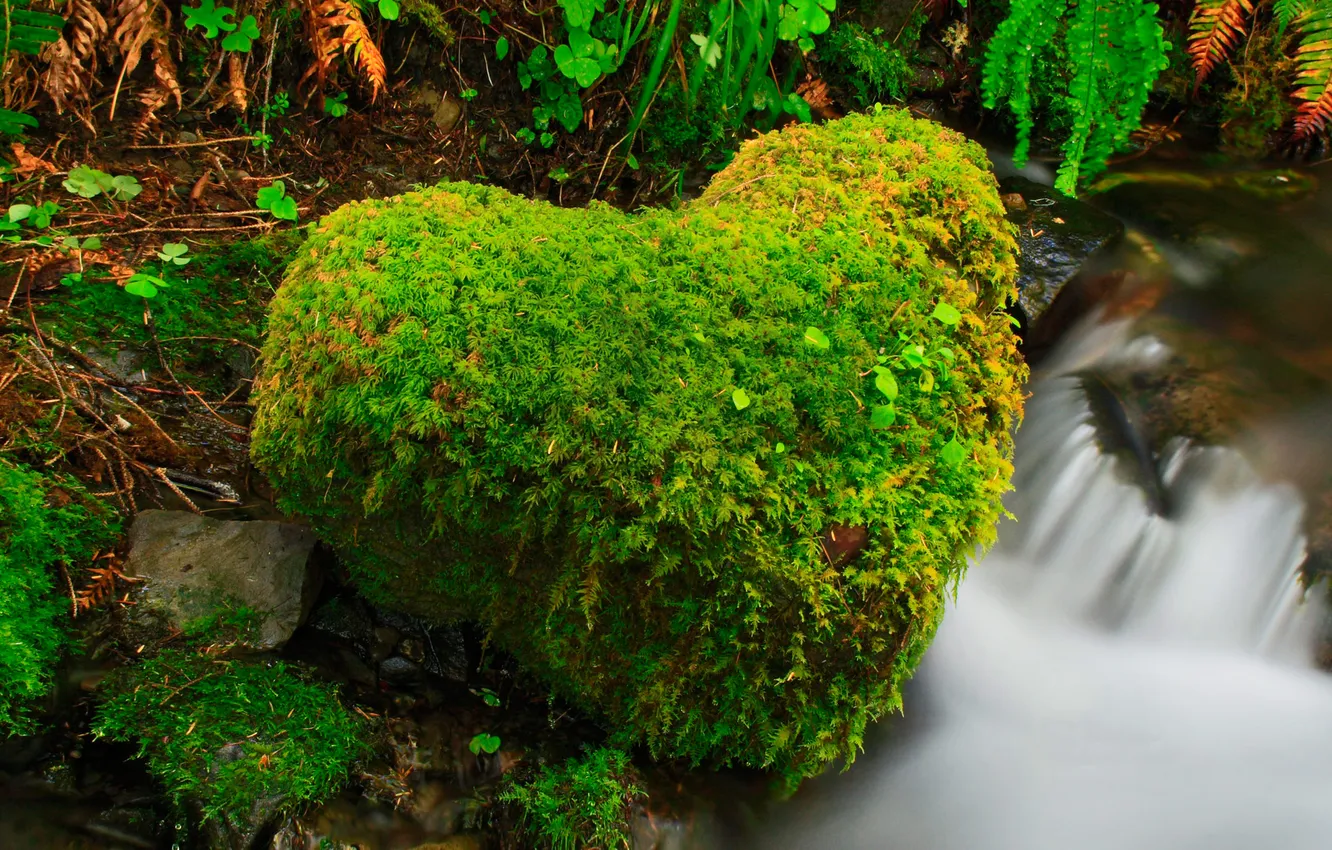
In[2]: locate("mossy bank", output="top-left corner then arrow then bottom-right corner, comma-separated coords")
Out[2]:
251,108 -> 1026,780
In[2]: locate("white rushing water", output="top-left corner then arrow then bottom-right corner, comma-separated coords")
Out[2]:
763,319 -> 1332,850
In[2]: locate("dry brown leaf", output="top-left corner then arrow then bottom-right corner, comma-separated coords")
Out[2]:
10,143 -> 57,175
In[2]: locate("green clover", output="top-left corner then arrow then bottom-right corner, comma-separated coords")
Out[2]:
256,180 -> 299,222
183,0 -> 237,39
468,732 -> 501,755
156,242 -> 191,266
125,273 -> 170,299
221,14 -> 260,52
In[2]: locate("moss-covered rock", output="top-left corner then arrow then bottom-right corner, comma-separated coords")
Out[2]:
0,458 -> 118,735
93,649 -> 366,842
251,107 -> 1025,778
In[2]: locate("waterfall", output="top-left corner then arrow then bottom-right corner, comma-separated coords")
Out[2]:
759,318 -> 1332,850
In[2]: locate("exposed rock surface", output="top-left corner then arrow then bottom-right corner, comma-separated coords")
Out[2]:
1001,176 -> 1125,329
127,510 -> 320,649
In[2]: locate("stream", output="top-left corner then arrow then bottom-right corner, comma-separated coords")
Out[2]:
735,162 -> 1332,850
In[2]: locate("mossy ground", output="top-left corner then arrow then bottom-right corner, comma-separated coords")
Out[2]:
0,458 -> 119,735
499,747 -> 645,850
252,108 -> 1026,781
93,647 -> 368,826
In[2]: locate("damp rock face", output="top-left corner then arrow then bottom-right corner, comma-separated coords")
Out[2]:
127,510 -> 321,649
252,108 -> 1027,779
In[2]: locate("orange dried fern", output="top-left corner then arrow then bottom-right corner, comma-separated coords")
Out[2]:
299,0 -> 387,102
1187,0 -> 1255,87
73,553 -> 143,615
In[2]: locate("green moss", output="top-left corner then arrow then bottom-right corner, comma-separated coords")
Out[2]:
819,21 -> 915,109
93,649 -> 366,824
251,107 -> 1025,779
401,0 -> 457,46
37,232 -> 295,384
0,458 -> 118,735
1217,27 -> 1296,160
499,747 -> 644,850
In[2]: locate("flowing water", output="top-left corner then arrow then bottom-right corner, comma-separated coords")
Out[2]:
740,169 -> 1332,850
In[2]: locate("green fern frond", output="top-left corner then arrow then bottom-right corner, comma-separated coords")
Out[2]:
1188,0 -> 1254,86
1274,0 -> 1317,35
981,0 -> 1067,166
1056,0 -> 1168,193
1,0 -> 65,57
1291,1 -> 1332,138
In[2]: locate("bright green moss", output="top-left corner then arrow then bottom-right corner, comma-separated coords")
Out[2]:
499,747 -> 644,850
93,650 -> 366,824
0,458 -> 118,736
251,107 -> 1025,778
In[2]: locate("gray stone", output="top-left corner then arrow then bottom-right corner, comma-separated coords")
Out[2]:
127,510 -> 320,649
431,97 -> 462,132
1000,177 -> 1125,328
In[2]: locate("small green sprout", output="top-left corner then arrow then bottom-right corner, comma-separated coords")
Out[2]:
256,180 -> 299,222
469,732 -> 501,755
157,242 -> 191,266
496,36 -> 510,60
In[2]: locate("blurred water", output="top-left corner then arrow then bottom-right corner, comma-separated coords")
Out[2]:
755,322 -> 1332,850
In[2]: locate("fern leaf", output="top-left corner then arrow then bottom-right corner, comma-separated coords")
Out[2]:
981,0 -> 1067,167
1056,0 -> 1168,194
1,0 -> 65,56
1274,0 -> 1317,35
40,0 -> 107,114
1187,0 -> 1254,86
1291,2 -> 1332,139
300,0 -> 387,102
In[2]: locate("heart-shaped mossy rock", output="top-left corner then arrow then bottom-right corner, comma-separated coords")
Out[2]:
252,107 -> 1026,780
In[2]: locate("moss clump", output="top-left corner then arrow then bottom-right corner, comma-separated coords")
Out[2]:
0,458 -> 118,735
252,107 -> 1025,778
93,650 -> 366,824
499,747 -> 644,850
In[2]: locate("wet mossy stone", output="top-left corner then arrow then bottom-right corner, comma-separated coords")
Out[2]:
251,107 -> 1027,778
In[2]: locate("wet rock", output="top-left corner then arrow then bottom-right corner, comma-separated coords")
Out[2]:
372,626 -> 401,663
431,98 -> 462,132
423,625 -> 470,684
1000,176 -> 1125,328
86,345 -> 149,385
308,595 -> 376,654
198,791 -> 284,850
379,656 -> 422,686
126,510 -> 321,649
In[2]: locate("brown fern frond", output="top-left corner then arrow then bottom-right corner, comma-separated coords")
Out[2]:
108,0 -> 178,121
40,0 -> 107,115
300,0 -> 387,102
1187,0 -> 1254,87
73,553 -> 143,615
1292,5 -> 1332,139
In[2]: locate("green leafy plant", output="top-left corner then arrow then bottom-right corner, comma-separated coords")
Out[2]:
221,13 -> 261,52
0,0 -> 66,136
471,686 -> 501,707
499,747 -> 644,850
256,180 -> 299,221
8,200 -> 60,228
251,109 -> 1027,781
819,21 -> 915,108
156,242 -> 191,266
323,91 -> 349,118
469,732 -> 502,754
261,91 -> 291,118
93,650 -> 367,825
982,0 -> 1169,194
182,0 -> 237,39
1,460 -> 118,735
377,0 -> 400,19
62,166 -> 143,201
125,272 -> 170,299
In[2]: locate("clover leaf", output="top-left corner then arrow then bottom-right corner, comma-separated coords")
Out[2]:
256,180 -> 299,221
125,273 -> 169,299
221,14 -> 260,51
157,242 -> 191,266
377,0 -> 399,19
732,388 -> 751,410
183,0 -> 237,39
468,732 -> 501,755
8,203 -> 32,222
63,165 -> 114,198
110,174 -> 142,200
691,33 -> 721,68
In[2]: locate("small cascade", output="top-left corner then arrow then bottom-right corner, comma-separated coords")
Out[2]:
755,319 -> 1332,850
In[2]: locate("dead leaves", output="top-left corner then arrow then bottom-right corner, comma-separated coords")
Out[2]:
300,0 -> 387,103
73,551 -> 143,615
